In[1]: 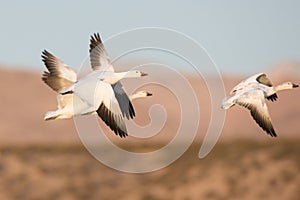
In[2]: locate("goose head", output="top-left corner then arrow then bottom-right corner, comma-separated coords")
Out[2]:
275,82 -> 299,91
283,82 -> 298,89
125,70 -> 148,78
130,91 -> 152,100
136,91 -> 152,97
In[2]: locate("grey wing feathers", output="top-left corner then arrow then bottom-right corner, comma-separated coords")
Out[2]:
236,90 -> 277,137
238,102 -> 277,137
89,33 -> 113,71
112,82 -> 135,119
42,71 -> 74,92
41,50 -> 76,92
256,74 -> 278,102
256,74 -> 273,87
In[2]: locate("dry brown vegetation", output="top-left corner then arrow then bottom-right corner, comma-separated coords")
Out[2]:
0,141 -> 299,200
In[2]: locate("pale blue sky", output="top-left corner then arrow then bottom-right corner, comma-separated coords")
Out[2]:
0,0 -> 299,74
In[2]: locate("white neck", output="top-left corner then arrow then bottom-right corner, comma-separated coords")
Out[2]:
267,82 -> 294,96
274,83 -> 293,92
101,72 -> 129,84
130,93 -> 146,101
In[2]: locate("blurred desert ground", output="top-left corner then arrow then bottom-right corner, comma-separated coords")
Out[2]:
0,62 -> 299,200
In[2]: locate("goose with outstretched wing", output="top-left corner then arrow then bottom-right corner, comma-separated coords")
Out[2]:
222,73 -> 298,137
88,33 -> 149,137
41,50 -> 91,120
42,50 -> 151,130
59,33 -> 148,138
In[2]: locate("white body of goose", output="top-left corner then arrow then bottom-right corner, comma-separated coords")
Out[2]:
222,73 -> 298,137
44,89 -> 151,121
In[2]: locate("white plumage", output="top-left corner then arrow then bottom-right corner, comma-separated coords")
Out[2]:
43,33 -> 150,138
58,33 -> 148,137
222,73 -> 298,137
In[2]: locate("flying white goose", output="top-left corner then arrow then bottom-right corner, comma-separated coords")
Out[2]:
222,73 -> 298,137
59,33 -> 148,137
89,33 -> 149,120
42,50 -> 151,123
41,50 -> 91,120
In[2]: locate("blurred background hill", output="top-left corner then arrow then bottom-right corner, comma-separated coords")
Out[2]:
0,62 -> 299,145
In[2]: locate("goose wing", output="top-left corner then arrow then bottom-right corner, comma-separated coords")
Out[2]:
96,82 -> 128,138
41,50 -> 77,92
236,89 -> 277,137
112,82 -> 135,119
97,101 -> 128,138
89,33 -> 114,72
72,78 -> 128,138
256,73 -> 272,86
266,93 -> 278,102
230,73 -> 264,94
89,33 -> 135,119
256,73 -> 278,102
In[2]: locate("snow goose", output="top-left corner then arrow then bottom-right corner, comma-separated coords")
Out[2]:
42,50 -> 151,122
89,33 -> 149,119
59,33 -> 148,137
222,73 -> 298,137
88,33 -> 148,137
41,50 -> 91,120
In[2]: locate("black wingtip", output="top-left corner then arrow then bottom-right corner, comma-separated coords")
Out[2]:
129,101 -> 135,118
41,49 -> 56,66
267,128 -> 277,137
96,103 -> 128,138
41,49 -> 52,58
259,120 -> 277,137
41,50 -> 47,60
89,32 -> 103,53
60,90 -> 73,95
41,71 -> 49,81
266,93 -> 278,102
90,33 -> 101,42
